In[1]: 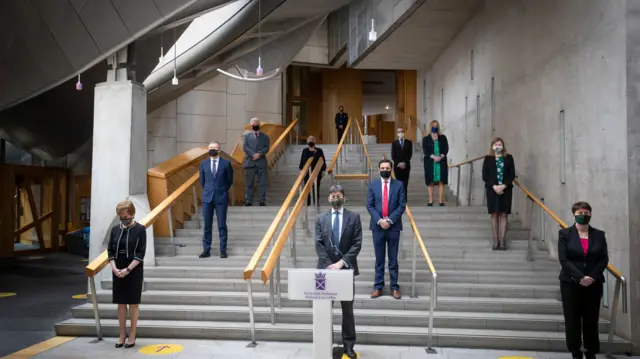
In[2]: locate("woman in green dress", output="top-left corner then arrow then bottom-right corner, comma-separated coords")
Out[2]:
422,120 -> 449,206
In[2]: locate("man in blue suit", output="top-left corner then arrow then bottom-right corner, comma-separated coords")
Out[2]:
367,159 -> 406,299
199,141 -> 233,259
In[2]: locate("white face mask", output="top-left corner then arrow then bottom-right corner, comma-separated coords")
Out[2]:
493,146 -> 503,153
398,133 -> 405,139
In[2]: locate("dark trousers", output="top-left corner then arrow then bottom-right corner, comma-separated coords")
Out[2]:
339,283 -> 356,351
337,128 -> 345,142
395,167 -> 410,200
372,229 -> 400,291
560,280 -> 603,355
304,174 -> 322,205
245,166 -> 267,203
202,201 -> 228,253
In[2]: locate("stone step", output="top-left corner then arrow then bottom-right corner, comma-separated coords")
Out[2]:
69,303 -> 610,333
101,279 -> 560,299
90,290 -> 563,314
54,319 -> 630,352
142,266 -> 559,285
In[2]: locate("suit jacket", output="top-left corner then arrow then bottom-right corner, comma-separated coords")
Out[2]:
481,154 -> 516,188
391,139 -> 413,170
315,209 -> 362,276
367,178 -> 406,232
558,225 -> 609,283
199,157 -> 234,205
243,132 -> 270,169
335,112 -> 348,129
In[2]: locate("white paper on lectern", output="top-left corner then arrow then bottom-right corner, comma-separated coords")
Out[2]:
288,269 -> 354,301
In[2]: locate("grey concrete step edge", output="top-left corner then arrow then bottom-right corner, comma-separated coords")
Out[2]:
54,319 -> 631,353
69,303 -> 610,333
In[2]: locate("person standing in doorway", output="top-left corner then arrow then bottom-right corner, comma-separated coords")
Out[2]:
391,127 -> 412,201
243,118 -> 270,206
422,120 -> 449,206
367,159 -> 406,299
558,202 -> 608,359
315,184 -> 362,359
335,105 -> 348,142
481,137 -> 516,250
199,141 -> 233,259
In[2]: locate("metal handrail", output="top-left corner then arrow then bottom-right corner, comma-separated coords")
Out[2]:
382,152 -> 437,352
327,117 -> 353,175
449,155 -> 628,355
259,158 -> 324,327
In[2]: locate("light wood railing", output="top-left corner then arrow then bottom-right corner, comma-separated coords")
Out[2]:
327,117 -> 353,175
448,155 -> 627,356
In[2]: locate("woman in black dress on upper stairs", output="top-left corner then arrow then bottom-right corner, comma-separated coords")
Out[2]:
107,199 -> 146,348
482,137 -> 516,250
422,120 -> 449,206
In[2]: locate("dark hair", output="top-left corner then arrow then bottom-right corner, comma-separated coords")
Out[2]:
378,159 -> 392,168
339,105 -> 344,109
329,184 -> 345,196
571,201 -> 592,214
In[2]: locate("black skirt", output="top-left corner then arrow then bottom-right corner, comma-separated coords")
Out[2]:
486,187 -> 513,214
112,256 -> 143,305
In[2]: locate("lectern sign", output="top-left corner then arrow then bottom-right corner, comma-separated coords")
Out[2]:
288,269 -> 354,301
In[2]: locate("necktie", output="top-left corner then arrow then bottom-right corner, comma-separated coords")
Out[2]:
382,181 -> 389,218
332,211 -> 340,247
212,160 -> 217,180
400,140 -> 404,148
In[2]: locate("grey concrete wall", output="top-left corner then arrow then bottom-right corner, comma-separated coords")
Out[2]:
418,0 -> 635,341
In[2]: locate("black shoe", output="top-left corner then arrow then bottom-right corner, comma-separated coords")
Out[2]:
427,203 -> 433,207
572,352 -> 584,359
245,201 -> 252,206
344,348 -> 357,359
584,352 -> 595,359
199,252 -> 211,258
439,202 -> 445,207
259,202 -> 266,206
124,341 -> 136,348
220,252 -> 228,258
115,338 -> 126,348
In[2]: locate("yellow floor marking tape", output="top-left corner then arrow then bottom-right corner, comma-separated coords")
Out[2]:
0,336 -> 76,359
139,344 -> 185,355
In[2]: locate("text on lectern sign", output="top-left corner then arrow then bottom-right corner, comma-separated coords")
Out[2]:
288,269 -> 354,301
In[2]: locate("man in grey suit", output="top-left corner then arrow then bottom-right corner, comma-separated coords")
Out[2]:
315,184 -> 362,359
243,118 -> 270,206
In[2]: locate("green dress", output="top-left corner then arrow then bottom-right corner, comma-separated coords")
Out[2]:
496,156 -> 504,184
433,140 -> 441,182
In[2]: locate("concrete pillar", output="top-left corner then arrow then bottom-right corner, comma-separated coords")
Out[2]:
89,77 -> 156,287
625,1 -> 640,352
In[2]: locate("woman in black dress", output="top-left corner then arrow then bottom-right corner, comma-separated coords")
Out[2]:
422,120 -> 449,206
299,135 -> 327,205
107,200 -> 146,348
481,137 -> 516,250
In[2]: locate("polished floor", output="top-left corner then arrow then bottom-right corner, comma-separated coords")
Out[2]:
16,337 -> 640,359
0,253 -> 86,357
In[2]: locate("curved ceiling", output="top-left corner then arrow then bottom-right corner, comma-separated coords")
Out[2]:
0,0 -> 350,160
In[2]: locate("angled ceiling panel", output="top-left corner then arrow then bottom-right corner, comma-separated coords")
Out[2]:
111,0 -> 163,35
79,0 -> 131,52
50,3 -> 101,70
30,0 -> 68,30
69,0 -> 89,12
29,24 -> 74,84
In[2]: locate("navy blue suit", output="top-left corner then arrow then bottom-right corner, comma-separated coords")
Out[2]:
199,157 -> 233,254
366,178 -> 406,291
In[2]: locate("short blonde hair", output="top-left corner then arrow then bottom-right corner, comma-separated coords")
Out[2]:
307,135 -> 316,143
116,200 -> 136,216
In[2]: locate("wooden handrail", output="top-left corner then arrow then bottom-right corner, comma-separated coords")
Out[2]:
243,157 -> 314,280
354,116 -> 373,170
267,119 -> 299,156
84,172 -> 200,277
382,153 -> 437,274
327,117 -> 353,174
449,155 -> 485,168
451,153 -> 624,280
261,158 -> 324,283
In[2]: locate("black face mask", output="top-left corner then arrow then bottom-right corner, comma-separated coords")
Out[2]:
120,218 -> 133,227
575,214 -> 591,225
252,125 -> 260,131
209,149 -> 218,157
380,170 -> 391,179
308,142 -> 315,148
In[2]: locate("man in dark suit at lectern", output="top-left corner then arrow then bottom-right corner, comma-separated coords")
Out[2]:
315,184 -> 362,359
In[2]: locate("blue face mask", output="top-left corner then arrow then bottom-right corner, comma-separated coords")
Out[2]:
431,127 -> 438,133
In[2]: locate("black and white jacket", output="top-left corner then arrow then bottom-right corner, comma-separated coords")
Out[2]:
107,222 -> 147,262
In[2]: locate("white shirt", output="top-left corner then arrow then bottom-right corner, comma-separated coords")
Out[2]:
210,157 -> 219,175
330,207 -> 343,243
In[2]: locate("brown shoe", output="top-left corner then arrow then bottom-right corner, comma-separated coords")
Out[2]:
392,290 -> 402,299
370,290 -> 382,298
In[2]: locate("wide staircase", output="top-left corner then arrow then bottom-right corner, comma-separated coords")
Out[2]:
56,119 -> 631,353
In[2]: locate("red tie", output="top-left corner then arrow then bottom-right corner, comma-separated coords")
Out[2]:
382,181 -> 389,218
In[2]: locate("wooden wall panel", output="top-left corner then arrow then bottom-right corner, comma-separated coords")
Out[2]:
322,68 -> 363,144
396,70 -> 418,142
306,71 -> 323,143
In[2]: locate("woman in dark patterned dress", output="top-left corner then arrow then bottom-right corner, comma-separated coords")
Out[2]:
422,120 -> 449,206
107,200 -> 146,348
482,138 -> 516,250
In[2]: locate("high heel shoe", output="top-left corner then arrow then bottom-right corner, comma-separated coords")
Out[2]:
115,336 -> 127,348
125,338 -> 136,348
